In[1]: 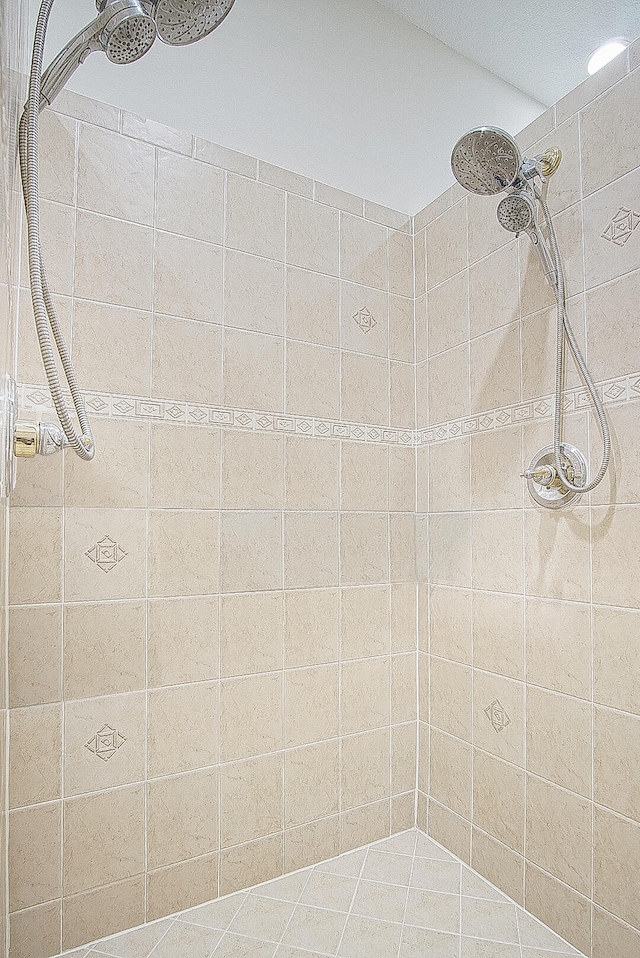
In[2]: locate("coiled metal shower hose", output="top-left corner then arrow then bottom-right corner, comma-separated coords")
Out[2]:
536,186 -> 610,493
19,0 -> 95,460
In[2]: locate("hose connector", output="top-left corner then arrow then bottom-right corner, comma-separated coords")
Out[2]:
14,420 -> 68,457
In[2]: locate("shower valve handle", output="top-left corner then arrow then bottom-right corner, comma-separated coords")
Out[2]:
520,465 -> 556,487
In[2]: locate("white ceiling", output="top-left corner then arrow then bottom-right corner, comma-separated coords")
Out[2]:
27,0 -> 639,213
376,0 -> 640,106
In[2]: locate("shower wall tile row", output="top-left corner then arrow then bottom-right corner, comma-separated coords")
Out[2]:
7,93 -> 416,958
414,50 -> 640,958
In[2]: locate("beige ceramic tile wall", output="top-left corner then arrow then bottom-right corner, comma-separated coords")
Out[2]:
7,92 -> 416,957
1,1 -> 29,956
415,41 -> 640,958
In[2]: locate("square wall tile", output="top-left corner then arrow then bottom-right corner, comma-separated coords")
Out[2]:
63,600 -> 146,699
221,591 -> 284,677
224,249 -> 284,336
148,682 -> 218,777
8,605 -> 62,708
220,754 -> 283,847
9,704 -> 62,808
9,508 -> 62,605
64,508 -> 146,603
222,430 -> 284,510
9,803 -> 61,910
147,768 -> 218,869
156,150 -> 224,243
221,673 -> 282,761
284,589 -> 339,668
148,596 -> 219,688
63,785 -> 145,896
148,510 -> 219,597
220,511 -> 282,593
64,692 -> 145,796
150,423 -> 220,510
152,314 -> 222,404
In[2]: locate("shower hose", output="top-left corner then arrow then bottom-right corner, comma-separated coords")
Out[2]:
536,186 -> 610,493
19,0 -> 95,460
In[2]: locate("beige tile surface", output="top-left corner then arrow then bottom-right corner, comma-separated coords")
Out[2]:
148,683 -> 218,776
63,784 -> 145,895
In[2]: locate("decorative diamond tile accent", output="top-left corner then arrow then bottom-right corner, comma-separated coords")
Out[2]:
351,425 -> 365,439
479,415 -> 494,430
26,389 -> 49,406
534,400 -> 551,416
188,407 -> 207,422
484,699 -> 511,733
352,306 -> 377,333
166,404 -> 185,420
604,382 -> 625,401
86,396 -> 109,413
296,420 -> 311,433
235,412 -> 252,427
85,536 -> 127,573
315,421 -> 329,435
368,428 -> 380,441
601,207 -> 640,247
449,423 -> 461,436
631,377 -> 640,395
496,409 -> 511,425
113,399 -> 135,415
85,724 -> 126,762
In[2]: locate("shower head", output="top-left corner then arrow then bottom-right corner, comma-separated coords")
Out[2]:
99,1 -> 157,63
38,0 -> 237,109
451,126 -> 522,196
152,0 -> 237,45
39,0 -> 157,106
496,191 -> 535,233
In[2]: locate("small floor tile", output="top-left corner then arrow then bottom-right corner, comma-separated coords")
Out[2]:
53,828 -> 590,958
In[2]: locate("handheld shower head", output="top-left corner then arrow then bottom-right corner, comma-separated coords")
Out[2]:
39,0 -> 157,106
100,2 -> 157,63
451,126 -> 522,196
496,191 -> 535,233
152,0 -> 237,45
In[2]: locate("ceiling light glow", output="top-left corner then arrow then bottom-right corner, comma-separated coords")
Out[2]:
587,39 -> 630,75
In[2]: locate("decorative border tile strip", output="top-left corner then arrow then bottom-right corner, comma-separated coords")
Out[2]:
18,384 -> 416,447
417,371 -> 637,447
19,370 -> 639,450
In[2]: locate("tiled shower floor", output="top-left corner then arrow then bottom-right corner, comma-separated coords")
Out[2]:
59,829 -> 584,958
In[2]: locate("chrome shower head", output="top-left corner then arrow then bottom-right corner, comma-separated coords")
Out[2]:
496,191 -> 535,233
451,126 -> 522,196
98,0 -> 157,63
152,0 -> 237,45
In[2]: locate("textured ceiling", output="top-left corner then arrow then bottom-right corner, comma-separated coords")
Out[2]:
376,0 -> 640,105
26,0 -> 636,211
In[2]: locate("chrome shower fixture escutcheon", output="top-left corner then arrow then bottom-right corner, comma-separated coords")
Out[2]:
521,443 -> 587,509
